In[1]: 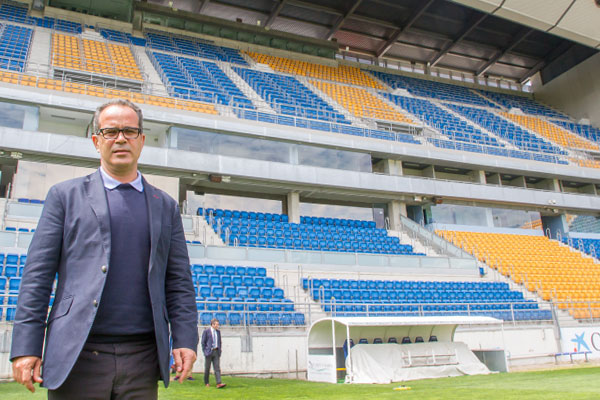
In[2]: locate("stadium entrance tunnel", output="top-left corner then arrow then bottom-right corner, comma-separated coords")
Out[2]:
307,316 -> 504,384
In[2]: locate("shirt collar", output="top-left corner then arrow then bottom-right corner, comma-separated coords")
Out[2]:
99,167 -> 144,192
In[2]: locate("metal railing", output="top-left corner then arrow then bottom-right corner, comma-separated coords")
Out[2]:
400,216 -> 474,259
1,293 -> 598,328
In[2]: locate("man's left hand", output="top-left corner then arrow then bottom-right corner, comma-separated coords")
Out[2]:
172,348 -> 197,383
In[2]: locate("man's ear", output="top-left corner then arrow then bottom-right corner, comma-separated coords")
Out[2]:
91,135 -> 100,152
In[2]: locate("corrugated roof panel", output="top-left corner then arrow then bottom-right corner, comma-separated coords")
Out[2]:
501,0 -> 572,26
449,0 -> 503,14
554,0 -> 600,46
271,18 -> 330,39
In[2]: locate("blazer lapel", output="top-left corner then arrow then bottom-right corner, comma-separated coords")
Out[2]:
86,170 -> 111,264
143,178 -> 163,272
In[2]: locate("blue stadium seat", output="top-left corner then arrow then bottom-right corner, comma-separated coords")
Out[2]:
200,312 -> 213,325
228,312 -> 242,325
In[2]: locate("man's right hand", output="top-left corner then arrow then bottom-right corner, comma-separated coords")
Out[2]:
12,356 -> 43,393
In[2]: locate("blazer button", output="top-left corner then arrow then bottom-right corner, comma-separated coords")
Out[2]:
101,265 -> 107,273
93,300 -> 98,307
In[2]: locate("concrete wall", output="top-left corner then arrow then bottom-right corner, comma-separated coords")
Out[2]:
533,52 -> 600,127
0,324 -> 574,380
11,160 -> 180,202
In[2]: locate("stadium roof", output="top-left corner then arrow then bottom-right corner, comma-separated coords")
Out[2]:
139,0 -> 599,85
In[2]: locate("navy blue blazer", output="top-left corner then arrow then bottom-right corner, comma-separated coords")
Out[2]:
201,327 -> 222,357
10,170 -> 199,389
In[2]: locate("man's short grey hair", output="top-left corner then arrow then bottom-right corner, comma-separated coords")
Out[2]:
92,99 -> 143,134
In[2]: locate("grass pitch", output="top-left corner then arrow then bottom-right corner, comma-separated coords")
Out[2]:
1,366 -> 599,399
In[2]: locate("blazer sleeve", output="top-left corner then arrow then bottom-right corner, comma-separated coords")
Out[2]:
164,201 -> 199,352
10,186 -> 65,360
200,329 -> 208,354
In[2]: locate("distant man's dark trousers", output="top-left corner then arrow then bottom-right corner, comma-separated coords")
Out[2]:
204,349 -> 222,385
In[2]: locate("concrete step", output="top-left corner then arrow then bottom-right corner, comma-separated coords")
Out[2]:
218,61 -> 275,113
196,215 -> 225,246
134,47 -> 168,96
26,27 -> 52,75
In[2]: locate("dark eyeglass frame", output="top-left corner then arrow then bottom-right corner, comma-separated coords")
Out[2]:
96,127 -> 142,140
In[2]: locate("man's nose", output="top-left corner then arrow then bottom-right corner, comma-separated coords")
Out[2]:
114,131 -> 128,142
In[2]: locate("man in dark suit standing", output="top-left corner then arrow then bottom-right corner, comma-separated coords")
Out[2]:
201,318 -> 226,388
10,99 -> 198,399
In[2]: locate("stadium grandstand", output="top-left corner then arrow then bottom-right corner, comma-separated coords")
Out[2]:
0,0 -> 599,385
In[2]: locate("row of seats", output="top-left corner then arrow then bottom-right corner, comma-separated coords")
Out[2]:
369,70 -> 497,108
478,90 -> 567,119
0,24 -> 32,72
303,276 -> 549,322
500,113 -> 598,151
146,31 -> 248,65
51,33 -> 143,80
346,336 -> 438,346
196,285 -> 283,299
0,276 -> 20,292
310,289 -> 530,305
563,236 -> 600,259
438,230 -> 600,320
568,215 -> 600,233
446,104 -> 566,155
310,79 -> 413,124
302,278 -> 509,291
0,3 -> 81,34
0,71 -> 218,115
199,311 -> 305,326
232,66 -> 350,124
202,208 -> 421,255
191,264 -> 266,276
246,52 -> 383,88
552,119 -> 600,144
332,309 -> 552,321
383,93 -> 502,147
220,227 -> 394,243
99,29 -> 147,47
200,208 -> 288,222
0,253 -> 26,266
189,264 -> 304,325
5,227 -> 33,232
149,51 -> 253,108
426,137 -> 566,164
233,108 -> 421,144
16,198 -> 43,204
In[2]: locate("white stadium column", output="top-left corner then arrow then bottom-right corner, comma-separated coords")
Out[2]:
286,191 -> 300,224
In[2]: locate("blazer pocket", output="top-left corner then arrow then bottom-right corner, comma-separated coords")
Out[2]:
47,295 -> 74,323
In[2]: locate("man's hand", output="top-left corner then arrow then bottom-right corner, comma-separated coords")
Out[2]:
172,348 -> 197,383
12,356 -> 43,393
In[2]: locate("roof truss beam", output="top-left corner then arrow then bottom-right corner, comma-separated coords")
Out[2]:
429,11 -> 487,67
194,0 -> 210,14
376,0 -> 435,58
325,0 -> 363,40
520,41 -> 573,83
286,0 -> 343,16
264,0 -> 288,29
476,28 -> 533,76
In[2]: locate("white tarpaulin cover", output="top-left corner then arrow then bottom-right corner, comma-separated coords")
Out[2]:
347,342 -> 491,384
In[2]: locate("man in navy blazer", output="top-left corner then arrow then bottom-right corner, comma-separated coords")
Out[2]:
201,318 -> 226,388
10,99 -> 198,398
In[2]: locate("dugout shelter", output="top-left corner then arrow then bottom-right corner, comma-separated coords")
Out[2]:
307,316 -> 503,384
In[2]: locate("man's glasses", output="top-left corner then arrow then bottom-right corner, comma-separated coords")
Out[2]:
96,127 -> 142,140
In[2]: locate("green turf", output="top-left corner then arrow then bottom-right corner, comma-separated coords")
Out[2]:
1,367 -> 599,399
